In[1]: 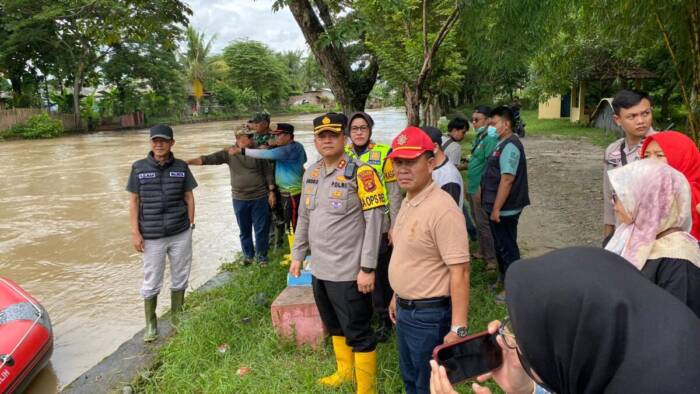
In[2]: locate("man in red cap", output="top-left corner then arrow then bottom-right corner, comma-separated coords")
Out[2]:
387,126 -> 470,394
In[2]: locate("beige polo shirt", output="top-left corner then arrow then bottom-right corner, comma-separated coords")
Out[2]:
389,182 -> 470,300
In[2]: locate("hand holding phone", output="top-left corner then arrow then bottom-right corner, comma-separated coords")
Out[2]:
432,331 -> 503,384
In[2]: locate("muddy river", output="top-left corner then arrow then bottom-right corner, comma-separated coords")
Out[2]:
0,108 -> 408,392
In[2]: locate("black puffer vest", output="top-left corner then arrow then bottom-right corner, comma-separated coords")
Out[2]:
133,152 -> 190,239
481,134 -> 530,213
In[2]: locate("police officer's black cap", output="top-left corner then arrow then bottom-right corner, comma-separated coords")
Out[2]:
313,112 -> 347,134
273,123 -> 295,135
420,126 -> 443,145
150,124 -> 173,140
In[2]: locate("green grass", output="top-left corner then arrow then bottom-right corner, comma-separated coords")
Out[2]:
520,109 -> 618,147
132,247 -> 506,393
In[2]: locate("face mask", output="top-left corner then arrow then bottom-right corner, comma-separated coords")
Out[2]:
487,126 -> 497,137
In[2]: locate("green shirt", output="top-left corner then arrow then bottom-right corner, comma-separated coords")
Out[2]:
466,129 -> 499,195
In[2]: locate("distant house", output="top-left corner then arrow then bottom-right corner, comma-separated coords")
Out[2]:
538,63 -> 656,124
288,89 -> 335,108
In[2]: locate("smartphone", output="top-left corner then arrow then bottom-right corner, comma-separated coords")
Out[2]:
432,331 -> 503,384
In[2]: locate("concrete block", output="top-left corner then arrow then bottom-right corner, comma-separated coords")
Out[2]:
271,286 -> 327,348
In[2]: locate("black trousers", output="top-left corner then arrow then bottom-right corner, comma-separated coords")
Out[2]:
489,213 -> 521,281
281,193 -> 301,232
269,189 -> 286,247
312,276 -> 376,352
373,233 -> 393,319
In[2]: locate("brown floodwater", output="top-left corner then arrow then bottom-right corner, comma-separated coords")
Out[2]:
0,108 -> 407,392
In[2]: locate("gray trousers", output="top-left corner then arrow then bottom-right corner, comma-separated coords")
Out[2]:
468,193 -> 496,261
141,228 -> 192,299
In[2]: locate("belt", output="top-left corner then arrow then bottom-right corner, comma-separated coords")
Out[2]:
396,296 -> 450,310
280,191 -> 300,197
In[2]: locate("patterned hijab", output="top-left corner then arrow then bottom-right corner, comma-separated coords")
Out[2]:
641,131 -> 700,240
605,159 -> 700,269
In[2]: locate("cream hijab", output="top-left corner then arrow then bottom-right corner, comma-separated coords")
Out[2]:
605,160 -> 700,269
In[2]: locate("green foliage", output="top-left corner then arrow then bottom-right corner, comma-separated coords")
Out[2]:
7,112 -> 64,139
223,40 -> 291,108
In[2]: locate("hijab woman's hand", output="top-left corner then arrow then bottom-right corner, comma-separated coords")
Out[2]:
429,360 -> 458,394
472,320 -> 535,394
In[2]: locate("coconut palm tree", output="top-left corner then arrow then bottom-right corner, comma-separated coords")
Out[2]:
183,26 -> 216,115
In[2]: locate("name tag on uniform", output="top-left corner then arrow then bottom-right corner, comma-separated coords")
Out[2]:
368,151 -> 381,165
138,172 -> 156,179
169,171 -> 186,178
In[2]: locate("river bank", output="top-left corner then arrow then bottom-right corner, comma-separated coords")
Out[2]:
0,105 -> 329,142
0,108 -> 408,392
120,133 -> 609,393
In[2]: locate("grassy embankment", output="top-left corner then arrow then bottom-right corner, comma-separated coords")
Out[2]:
132,112 -> 606,393
131,247 -> 505,394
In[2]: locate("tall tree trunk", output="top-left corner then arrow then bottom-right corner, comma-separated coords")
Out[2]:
404,85 -> 421,126
72,63 -> 85,130
286,0 -> 377,113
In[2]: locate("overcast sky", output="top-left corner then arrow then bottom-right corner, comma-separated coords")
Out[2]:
185,0 -> 308,55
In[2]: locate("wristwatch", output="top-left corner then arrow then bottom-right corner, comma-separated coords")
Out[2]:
451,325 -> 468,337
190,223 -> 196,230
360,267 -> 375,273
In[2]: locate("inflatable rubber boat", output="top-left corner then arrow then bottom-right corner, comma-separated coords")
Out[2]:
0,277 -> 53,394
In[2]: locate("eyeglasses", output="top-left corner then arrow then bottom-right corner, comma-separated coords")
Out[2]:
499,317 -> 554,393
350,125 -> 370,133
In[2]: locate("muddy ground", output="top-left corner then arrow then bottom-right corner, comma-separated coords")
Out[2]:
517,136 -> 605,257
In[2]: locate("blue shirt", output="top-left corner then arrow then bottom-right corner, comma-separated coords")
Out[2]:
496,139 -> 522,217
245,141 -> 307,195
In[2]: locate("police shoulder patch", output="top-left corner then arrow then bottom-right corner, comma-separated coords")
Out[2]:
356,166 -> 385,211
383,158 -> 396,182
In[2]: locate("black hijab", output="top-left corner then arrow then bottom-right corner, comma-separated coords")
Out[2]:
505,247 -> 700,394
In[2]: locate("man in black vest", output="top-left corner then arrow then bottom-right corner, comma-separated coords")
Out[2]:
126,124 -> 198,342
480,107 -> 529,303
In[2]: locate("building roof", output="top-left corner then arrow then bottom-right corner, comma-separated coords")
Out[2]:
580,60 -> 656,81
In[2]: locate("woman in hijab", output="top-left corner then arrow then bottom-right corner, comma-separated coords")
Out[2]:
604,159 -> 700,316
641,130 -> 700,240
463,247 -> 700,394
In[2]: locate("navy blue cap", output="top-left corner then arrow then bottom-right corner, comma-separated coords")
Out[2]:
150,124 -> 173,140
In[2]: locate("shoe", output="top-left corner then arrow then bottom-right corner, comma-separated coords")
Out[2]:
171,290 -> 185,327
355,350 -> 377,394
495,291 -> 507,304
240,257 -> 253,266
258,260 -> 269,268
318,336 -> 354,387
143,296 -> 158,342
486,259 -> 498,272
375,317 -> 392,343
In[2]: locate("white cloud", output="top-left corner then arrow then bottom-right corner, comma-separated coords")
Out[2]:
185,0 -> 309,54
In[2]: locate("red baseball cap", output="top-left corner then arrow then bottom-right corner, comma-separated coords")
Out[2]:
388,126 -> 435,159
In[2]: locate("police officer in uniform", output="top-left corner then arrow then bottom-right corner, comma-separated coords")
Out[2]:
291,113 -> 385,394
126,124 -> 198,342
344,111 -> 403,342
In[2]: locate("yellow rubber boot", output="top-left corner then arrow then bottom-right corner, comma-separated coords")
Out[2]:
318,336 -> 354,387
355,350 -> 377,394
281,224 -> 295,266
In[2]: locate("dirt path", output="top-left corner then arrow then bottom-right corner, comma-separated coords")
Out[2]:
517,136 -> 605,258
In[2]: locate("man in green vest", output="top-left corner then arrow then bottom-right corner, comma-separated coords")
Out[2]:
345,111 -> 403,342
